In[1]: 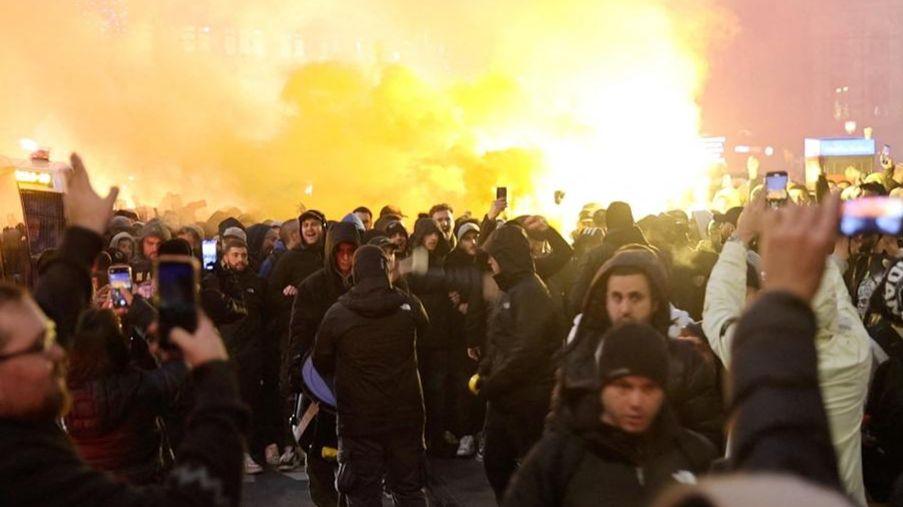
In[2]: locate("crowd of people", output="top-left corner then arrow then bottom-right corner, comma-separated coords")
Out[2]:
1,151 -> 903,507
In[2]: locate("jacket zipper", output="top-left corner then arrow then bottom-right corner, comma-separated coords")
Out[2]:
636,467 -> 645,486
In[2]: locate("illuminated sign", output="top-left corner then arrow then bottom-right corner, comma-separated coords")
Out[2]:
15,170 -> 54,188
805,138 -> 875,158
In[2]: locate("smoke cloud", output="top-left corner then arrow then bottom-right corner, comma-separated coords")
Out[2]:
0,0 -> 735,230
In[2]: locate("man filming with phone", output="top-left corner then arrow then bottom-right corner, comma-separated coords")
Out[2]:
0,154 -> 250,506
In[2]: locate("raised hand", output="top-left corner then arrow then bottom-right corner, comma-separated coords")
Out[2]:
759,194 -> 841,303
65,153 -> 119,235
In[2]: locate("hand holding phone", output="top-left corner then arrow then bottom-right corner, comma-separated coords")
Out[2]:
153,255 -> 200,350
202,239 -> 218,272
839,197 -> 903,236
108,264 -> 133,309
765,171 -> 789,208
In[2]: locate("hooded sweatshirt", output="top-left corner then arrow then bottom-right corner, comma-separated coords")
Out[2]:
569,223 -> 649,313
288,222 -> 361,369
478,224 -> 562,402
130,220 -> 172,282
245,223 -> 272,274
313,246 -> 429,436
559,249 -> 724,448
406,218 -> 454,349
108,232 -> 137,261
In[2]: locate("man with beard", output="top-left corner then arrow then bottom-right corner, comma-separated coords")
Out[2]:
203,238 -> 270,475
288,221 -> 360,507
559,247 -> 724,449
267,209 -> 326,470
0,153 -> 248,506
430,203 -> 456,250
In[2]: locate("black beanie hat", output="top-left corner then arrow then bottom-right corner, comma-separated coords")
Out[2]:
352,245 -> 389,285
596,323 -> 669,388
606,201 -> 635,231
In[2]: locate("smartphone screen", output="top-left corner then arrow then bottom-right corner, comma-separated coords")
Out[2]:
840,197 -> 903,236
108,265 -> 132,308
765,172 -> 789,204
154,256 -> 199,348
202,239 -> 218,272
496,186 -> 507,200
883,144 -> 892,157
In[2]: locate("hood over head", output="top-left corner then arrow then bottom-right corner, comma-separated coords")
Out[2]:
109,231 -> 136,251
246,223 -> 272,260
340,244 -> 406,317
581,247 -> 671,335
324,221 -> 362,276
410,217 -> 450,258
139,220 -> 172,242
482,222 -> 535,290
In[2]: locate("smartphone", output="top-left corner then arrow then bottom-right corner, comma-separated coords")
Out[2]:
153,255 -> 200,349
108,264 -> 133,309
840,197 -> 903,236
883,144 -> 892,157
496,186 -> 507,200
765,171 -> 789,207
202,239 -> 218,272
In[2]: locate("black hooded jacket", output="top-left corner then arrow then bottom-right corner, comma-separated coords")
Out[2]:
313,246 -> 430,437
556,249 -> 725,447
479,225 -> 563,403
504,407 -> 715,507
406,218 -> 454,350
245,223 -> 271,273
288,222 -> 361,382
267,237 -> 324,368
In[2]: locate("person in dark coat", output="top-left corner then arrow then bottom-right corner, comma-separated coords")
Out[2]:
0,155 -> 248,506
313,245 -> 430,506
405,217 -> 457,455
246,223 -> 278,276
556,247 -> 724,449
503,323 -> 716,507
287,221 -> 361,507
64,309 -> 187,485
266,209 -> 326,469
445,220 -> 488,456
202,238 -> 270,474
471,223 -> 563,502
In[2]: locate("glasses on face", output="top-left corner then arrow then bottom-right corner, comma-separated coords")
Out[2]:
0,322 -> 57,362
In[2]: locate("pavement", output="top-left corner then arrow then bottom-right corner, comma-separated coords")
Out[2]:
242,456 -> 496,506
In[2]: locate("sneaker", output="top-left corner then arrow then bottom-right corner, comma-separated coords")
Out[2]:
244,454 -> 264,475
265,444 -> 280,467
456,435 -> 476,457
277,446 -> 300,472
